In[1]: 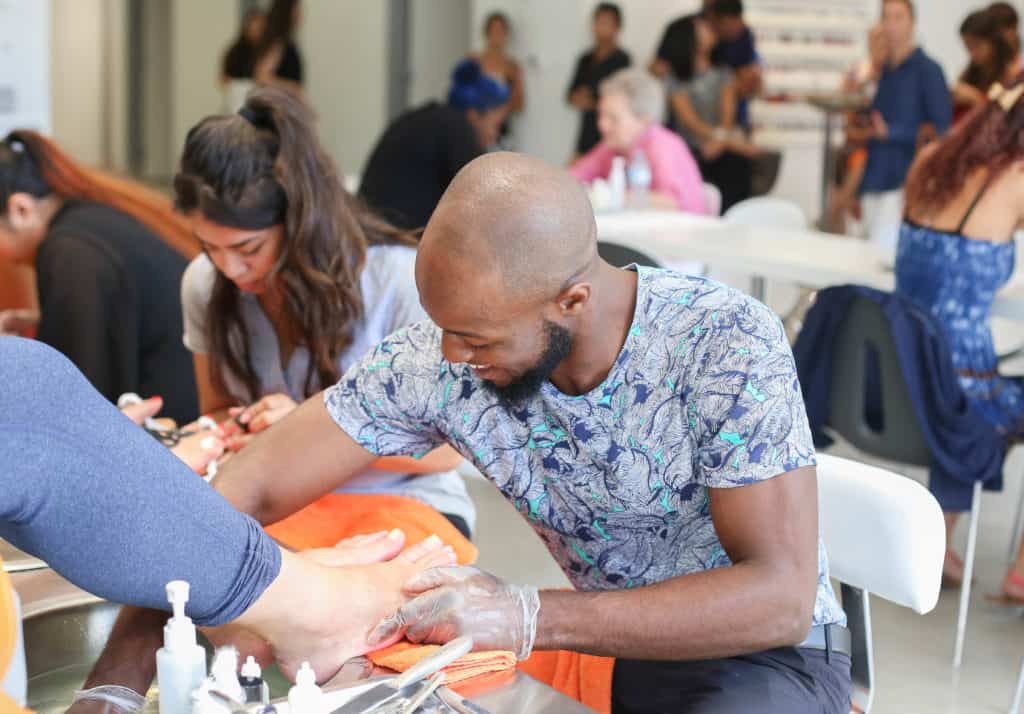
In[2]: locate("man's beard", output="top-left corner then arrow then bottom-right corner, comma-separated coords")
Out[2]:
481,320 -> 573,405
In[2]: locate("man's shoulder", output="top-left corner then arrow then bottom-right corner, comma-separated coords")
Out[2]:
640,269 -> 781,343
377,319 -> 444,358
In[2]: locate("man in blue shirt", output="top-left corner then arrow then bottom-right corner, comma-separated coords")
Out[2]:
213,152 -> 852,713
706,0 -> 761,132
855,0 -> 951,255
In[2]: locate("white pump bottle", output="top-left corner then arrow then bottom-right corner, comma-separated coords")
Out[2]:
157,581 -> 208,714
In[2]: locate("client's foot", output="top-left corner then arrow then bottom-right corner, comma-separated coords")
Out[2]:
259,535 -> 456,683
206,530 -> 443,671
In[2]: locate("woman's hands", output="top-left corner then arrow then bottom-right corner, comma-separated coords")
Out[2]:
221,392 -> 298,451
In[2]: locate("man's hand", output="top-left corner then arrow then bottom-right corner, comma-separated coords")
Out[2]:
367,566 -> 540,660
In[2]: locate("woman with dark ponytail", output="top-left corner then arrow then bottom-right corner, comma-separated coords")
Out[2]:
0,131 -> 199,423
176,86 -> 475,536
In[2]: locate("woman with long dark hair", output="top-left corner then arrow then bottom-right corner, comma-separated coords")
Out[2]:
664,13 -> 760,211
0,131 -> 199,424
221,9 -> 265,83
176,87 -> 475,536
899,77 -> 1024,592
953,10 -> 1016,118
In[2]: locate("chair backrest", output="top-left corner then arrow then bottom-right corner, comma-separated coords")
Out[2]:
702,183 -> 722,217
724,196 -> 807,230
828,295 -> 932,466
597,241 -> 662,269
816,453 -> 944,613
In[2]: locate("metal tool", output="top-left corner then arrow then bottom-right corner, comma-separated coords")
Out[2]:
329,636 -> 473,714
400,672 -> 445,714
435,688 -> 492,714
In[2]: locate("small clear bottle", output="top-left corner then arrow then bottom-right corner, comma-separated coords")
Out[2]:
288,662 -> 323,714
240,655 -> 269,706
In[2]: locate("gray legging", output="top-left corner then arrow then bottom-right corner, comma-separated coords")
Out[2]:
0,336 -> 279,626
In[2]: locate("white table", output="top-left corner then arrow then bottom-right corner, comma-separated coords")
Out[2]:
595,211 -> 1024,322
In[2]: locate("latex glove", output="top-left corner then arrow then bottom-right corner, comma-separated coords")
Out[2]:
68,685 -> 146,714
367,566 -> 540,661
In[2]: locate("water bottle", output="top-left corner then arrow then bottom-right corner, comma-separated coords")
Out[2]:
608,156 -> 627,211
627,148 -> 652,209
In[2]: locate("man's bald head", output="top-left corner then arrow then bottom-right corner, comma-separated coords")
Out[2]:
418,152 -> 598,305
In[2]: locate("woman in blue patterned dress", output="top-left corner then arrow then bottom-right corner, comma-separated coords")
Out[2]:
897,77 -> 1024,596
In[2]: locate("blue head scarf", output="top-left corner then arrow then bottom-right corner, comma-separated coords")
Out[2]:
447,59 -> 510,112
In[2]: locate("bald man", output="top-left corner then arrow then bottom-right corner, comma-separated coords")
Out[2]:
214,153 -> 851,713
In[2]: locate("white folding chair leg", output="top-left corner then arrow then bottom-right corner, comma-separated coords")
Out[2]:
1010,656 -> 1024,714
954,480 -> 983,668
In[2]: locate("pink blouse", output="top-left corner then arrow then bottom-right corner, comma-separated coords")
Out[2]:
570,124 -> 708,215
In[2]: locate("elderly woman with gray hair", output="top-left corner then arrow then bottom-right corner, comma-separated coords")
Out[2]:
570,68 -> 708,214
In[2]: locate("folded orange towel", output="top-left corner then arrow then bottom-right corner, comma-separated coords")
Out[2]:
267,496 -> 613,712
369,641 -> 517,685
265,493 -> 478,565
368,642 -> 614,713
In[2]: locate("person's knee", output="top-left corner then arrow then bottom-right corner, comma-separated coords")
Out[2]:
0,337 -> 83,417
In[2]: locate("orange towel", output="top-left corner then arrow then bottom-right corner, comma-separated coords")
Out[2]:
265,493 -> 478,565
369,642 -> 516,685
368,642 -> 614,713
267,496 -> 613,712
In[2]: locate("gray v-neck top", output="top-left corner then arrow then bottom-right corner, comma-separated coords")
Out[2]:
180,245 -> 474,526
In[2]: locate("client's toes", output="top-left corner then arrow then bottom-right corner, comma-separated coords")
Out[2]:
306,529 -> 407,567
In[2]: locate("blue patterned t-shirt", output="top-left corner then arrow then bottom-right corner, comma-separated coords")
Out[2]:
325,267 -> 845,627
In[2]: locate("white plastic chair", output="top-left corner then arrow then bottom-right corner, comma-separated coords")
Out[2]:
723,196 -> 808,230
702,183 -> 722,217
816,453 -> 944,714
721,197 -> 808,309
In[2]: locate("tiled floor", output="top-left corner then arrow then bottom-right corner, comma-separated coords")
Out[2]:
464,444 -> 1024,714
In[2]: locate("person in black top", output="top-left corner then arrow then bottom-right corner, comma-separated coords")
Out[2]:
220,9 -> 266,83
358,60 -> 509,230
652,0 -> 762,132
252,0 -> 304,92
0,131 -> 199,424
567,3 -> 632,157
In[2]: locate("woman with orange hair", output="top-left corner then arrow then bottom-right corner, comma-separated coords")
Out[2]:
0,131 -> 200,423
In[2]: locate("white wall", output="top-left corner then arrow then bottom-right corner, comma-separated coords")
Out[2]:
0,0 -> 51,136
409,0 -> 472,106
170,0 -> 237,167
300,0 -> 390,176
50,0 -> 107,166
